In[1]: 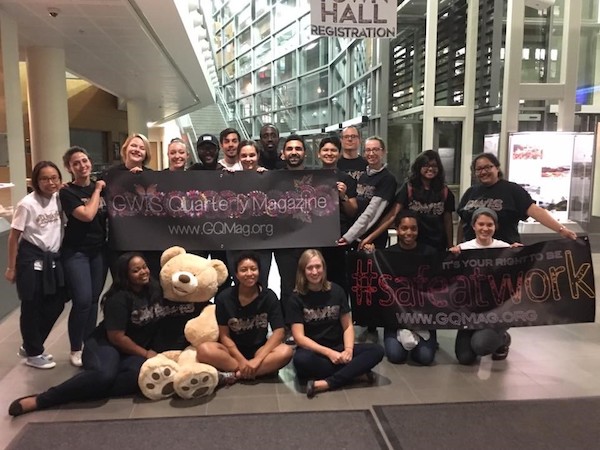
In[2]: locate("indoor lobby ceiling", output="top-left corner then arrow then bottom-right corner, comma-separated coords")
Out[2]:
0,0 -> 214,123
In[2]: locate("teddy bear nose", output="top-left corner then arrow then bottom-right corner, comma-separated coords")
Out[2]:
179,274 -> 190,284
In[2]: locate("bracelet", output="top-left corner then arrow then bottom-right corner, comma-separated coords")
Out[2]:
558,226 -> 566,233
6,267 -> 14,271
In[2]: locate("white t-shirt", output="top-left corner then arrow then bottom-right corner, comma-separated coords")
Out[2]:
11,191 -> 63,253
218,159 -> 243,171
459,238 -> 510,250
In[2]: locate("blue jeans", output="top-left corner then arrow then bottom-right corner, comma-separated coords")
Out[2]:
36,334 -> 146,409
384,328 -> 437,365
454,328 -> 508,365
293,343 -> 384,390
63,248 -> 108,352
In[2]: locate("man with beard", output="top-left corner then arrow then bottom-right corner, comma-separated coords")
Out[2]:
274,135 -> 308,334
259,124 -> 283,170
189,134 -> 222,170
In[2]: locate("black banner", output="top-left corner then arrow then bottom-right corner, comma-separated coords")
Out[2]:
105,170 -> 340,251
348,238 -> 596,329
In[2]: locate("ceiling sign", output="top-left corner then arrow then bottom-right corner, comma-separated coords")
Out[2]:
309,0 -> 397,38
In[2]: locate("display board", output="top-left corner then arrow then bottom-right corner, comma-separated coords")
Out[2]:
507,132 -> 593,222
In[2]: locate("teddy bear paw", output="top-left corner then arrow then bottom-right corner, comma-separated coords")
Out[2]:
139,360 -> 179,400
174,363 -> 219,399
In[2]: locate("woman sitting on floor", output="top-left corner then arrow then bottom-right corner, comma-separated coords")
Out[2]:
286,249 -> 384,398
9,253 -> 164,416
195,251 -> 293,382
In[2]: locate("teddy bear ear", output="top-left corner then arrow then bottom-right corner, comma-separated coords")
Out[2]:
210,259 -> 229,286
161,246 -> 186,267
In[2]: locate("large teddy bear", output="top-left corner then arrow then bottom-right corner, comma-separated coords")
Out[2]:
138,246 -> 229,400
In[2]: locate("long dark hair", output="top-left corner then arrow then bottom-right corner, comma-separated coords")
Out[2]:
408,150 -> 446,192
101,252 -> 158,307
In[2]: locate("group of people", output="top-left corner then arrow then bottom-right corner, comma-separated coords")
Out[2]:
6,124 -> 578,416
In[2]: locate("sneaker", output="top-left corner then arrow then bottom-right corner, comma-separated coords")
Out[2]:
18,345 -> 53,361
25,354 -> 56,369
492,332 -> 512,361
70,351 -> 83,367
398,329 -> 419,350
217,371 -> 237,387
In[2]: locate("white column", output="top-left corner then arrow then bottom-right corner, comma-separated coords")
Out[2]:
557,0 -> 581,131
0,12 -> 27,202
422,0 -> 439,150
127,99 -> 148,137
499,0 -> 525,169
459,0 -> 479,196
26,47 -> 70,165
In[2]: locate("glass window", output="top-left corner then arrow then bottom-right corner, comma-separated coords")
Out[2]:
254,0 -> 269,19
301,39 -> 328,72
274,0 -> 297,31
223,83 -> 235,103
274,23 -> 298,57
256,116 -> 273,132
241,118 -> 252,137
256,64 -> 272,91
254,15 -> 271,44
222,62 -> 235,84
238,52 -> 252,75
351,78 -> 372,117
239,96 -> 253,118
223,42 -> 235,65
215,50 -> 223,69
238,73 -> 253,97
255,39 -> 272,68
237,6 -> 252,30
332,56 -> 347,92
300,101 -> 329,129
331,94 -> 347,124
299,15 -> 313,45
223,20 -> 235,43
300,70 -> 328,103
352,40 -> 375,79
237,29 -> 251,55
274,107 -> 298,132
276,80 -> 297,109
275,53 -> 296,84
256,89 -> 273,113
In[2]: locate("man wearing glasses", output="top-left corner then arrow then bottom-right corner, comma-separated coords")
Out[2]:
337,126 -> 367,182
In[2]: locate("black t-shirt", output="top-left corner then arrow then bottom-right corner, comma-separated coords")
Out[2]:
216,285 -> 284,352
334,169 -> 357,234
100,280 -> 164,349
395,182 -> 455,251
337,156 -> 367,182
285,283 -> 350,348
386,242 -> 437,257
60,182 -> 107,252
151,301 -> 209,352
457,179 -> 534,243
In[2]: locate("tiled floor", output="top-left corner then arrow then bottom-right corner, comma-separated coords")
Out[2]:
1,253 -> 599,449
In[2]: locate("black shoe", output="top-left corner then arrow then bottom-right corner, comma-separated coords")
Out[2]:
366,371 -> 376,385
306,380 -> 316,399
492,332 -> 511,361
8,396 -> 35,417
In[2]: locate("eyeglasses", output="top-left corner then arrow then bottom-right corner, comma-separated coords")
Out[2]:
39,176 -> 60,184
342,134 -> 359,140
422,164 -> 439,170
475,164 -> 496,173
364,147 -> 383,153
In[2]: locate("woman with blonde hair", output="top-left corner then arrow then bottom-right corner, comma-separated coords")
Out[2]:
285,249 -> 384,398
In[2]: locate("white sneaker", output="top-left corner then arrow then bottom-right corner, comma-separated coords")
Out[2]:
70,351 -> 83,367
397,329 -> 420,350
18,345 -> 54,360
25,354 -> 56,369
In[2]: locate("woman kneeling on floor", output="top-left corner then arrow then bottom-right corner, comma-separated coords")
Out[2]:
286,249 -> 384,398
195,251 -> 293,382
9,253 -> 163,416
